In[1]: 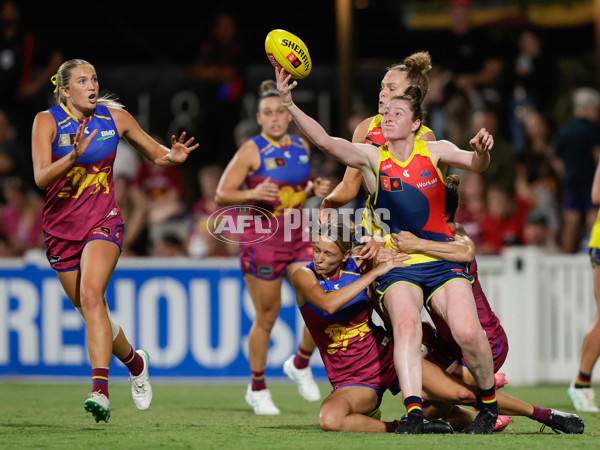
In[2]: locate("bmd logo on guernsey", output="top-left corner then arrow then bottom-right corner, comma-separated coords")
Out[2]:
207,205 -> 278,245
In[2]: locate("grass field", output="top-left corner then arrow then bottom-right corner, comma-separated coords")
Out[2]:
1,381 -> 599,449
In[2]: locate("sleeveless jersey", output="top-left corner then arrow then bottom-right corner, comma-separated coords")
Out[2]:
590,209 -> 600,248
366,140 -> 453,264
359,116 -> 434,243
242,133 -> 310,244
363,114 -> 432,148
43,103 -> 119,241
300,257 -> 394,388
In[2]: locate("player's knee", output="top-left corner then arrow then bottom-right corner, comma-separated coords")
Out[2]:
318,408 -> 344,432
393,319 -> 421,345
79,287 -> 104,312
452,323 -> 484,350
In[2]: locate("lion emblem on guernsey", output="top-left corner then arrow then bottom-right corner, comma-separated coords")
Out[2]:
273,185 -> 306,216
324,320 -> 371,354
58,165 -> 111,199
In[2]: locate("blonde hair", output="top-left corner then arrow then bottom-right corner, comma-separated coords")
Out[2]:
318,221 -> 356,255
51,59 -> 124,109
386,51 -> 432,101
258,79 -> 278,99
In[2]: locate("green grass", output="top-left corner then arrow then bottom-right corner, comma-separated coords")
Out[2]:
0,381 -> 599,449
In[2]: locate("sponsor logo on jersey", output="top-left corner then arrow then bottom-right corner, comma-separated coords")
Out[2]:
265,157 -> 286,170
403,169 -> 410,178
58,133 -> 77,147
96,130 -> 116,141
298,154 -> 309,164
381,175 -> 403,192
421,169 -> 431,178
416,177 -> 438,190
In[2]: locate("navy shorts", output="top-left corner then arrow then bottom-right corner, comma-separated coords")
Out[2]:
376,260 -> 474,306
589,247 -> 600,268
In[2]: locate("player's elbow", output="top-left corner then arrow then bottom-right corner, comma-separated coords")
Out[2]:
34,174 -> 50,190
214,189 -> 230,206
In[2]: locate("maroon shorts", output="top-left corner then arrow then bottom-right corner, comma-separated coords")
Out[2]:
331,358 -> 400,398
45,208 -> 124,271
240,238 -> 313,280
428,327 -> 509,373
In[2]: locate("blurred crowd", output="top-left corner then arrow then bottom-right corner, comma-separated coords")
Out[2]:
1,0 -> 600,258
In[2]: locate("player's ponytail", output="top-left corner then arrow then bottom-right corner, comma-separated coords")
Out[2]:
387,51 -> 432,102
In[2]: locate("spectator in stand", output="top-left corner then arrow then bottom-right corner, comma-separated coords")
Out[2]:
0,175 -> 43,255
554,87 -> 600,253
114,174 -> 149,256
454,171 -> 486,248
460,107 -> 515,193
0,0 -> 64,143
507,28 -> 557,154
188,164 -> 238,258
426,0 -> 504,142
515,108 -> 561,242
480,183 -> 532,255
0,109 -> 28,199
153,231 -> 187,257
188,11 -> 245,167
523,209 -> 560,253
131,149 -> 188,225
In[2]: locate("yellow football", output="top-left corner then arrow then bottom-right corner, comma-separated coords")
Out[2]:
265,29 -> 312,79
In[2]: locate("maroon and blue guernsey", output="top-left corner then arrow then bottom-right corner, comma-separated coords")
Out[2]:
43,103 -> 120,241
300,257 -> 397,391
242,133 -> 310,244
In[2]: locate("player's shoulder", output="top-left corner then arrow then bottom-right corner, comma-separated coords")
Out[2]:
352,115 -> 377,143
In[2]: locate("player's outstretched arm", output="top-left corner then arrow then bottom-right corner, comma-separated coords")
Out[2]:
275,67 -> 370,171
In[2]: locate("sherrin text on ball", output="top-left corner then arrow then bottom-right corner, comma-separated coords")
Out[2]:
265,29 -> 311,79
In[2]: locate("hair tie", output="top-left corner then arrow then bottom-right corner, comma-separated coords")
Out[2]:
50,74 -> 59,93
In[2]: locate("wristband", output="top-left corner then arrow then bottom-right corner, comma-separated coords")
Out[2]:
282,100 -> 294,109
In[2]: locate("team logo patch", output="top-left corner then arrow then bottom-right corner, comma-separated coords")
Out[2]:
92,226 -> 112,238
58,133 -> 77,147
265,157 -> 286,170
381,176 -> 403,192
257,265 -> 274,277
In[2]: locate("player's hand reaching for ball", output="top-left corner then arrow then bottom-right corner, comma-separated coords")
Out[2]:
275,67 -> 295,105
